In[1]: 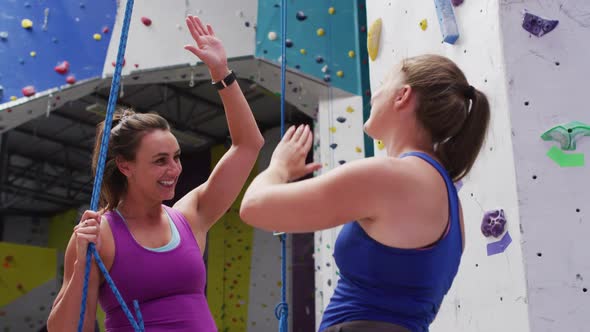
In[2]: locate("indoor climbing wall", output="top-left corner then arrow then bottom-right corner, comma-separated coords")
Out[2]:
362,0 -> 531,331
103,0 -> 258,78
207,134 -> 291,332
0,0 -> 116,105
498,1 -> 590,331
0,242 -> 58,332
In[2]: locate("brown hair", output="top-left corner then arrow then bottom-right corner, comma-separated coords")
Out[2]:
91,109 -> 170,211
401,54 -> 490,181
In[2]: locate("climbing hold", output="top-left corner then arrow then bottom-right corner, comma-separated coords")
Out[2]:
111,58 -> 126,67
10,96 -> 17,101
93,33 -> 102,41
541,121 -> 590,151
522,11 -> 559,37
22,86 -> 36,97
452,0 -> 464,6
323,74 -> 331,82
328,7 -> 335,15
0,32 -> 8,40
355,147 -> 362,153
21,19 -> 33,29
348,50 -> 355,58
376,140 -> 385,150
66,75 -> 76,84
299,49 -> 306,55
336,70 -> 344,78
336,116 -> 346,123
141,16 -> 152,26
338,160 -> 346,165
329,143 -> 338,149
420,19 -> 428,31
102,26 -> 110,34
54,61 -> 69,74
346,106 -> 354,113
24,2 -> 31,8
487,231 -> 512,256
434,0 -> 460,44
52,37 -> 58,43
321,65 -> 329,73
316,28 -> 325,36
329,127 -> 336,133
546,146 -> 584,167
296,11 -> 307,21
29,51 -> 36,57
268,31 -> 277,41
285,39 -> 293,48
481,209 -> 507,238
367,18 -> 382,61
315,56 -> 324,63
0,86 -> 3,100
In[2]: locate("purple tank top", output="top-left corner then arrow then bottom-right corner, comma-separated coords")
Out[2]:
97,205 -> 217,331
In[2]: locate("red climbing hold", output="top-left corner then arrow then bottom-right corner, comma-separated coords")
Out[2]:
141,17 -> 152,26
112,58 -> 126,67
22,86 -> 36,97
102,26 -> 110,34
54,61 -> 70,74
134,63 -> 139,68
66,75 -> 76,84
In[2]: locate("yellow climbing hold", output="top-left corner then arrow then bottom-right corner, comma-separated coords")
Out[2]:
355,147 -> 362,153
300,48 -> 307,55
30,51 -> 36,57
376,140 -> 385,150
317,28 -> 325,37
328,7 -> 335,15
10,96 -> 17,101
346,106 -> 354,113
420,19 -> 428,31
336,70 -> 344,78
93,33 -> 102,41
329,126 -> 336,133
21,19 -> 33,29
348,50 -> 355,58
367,18 -> 382,61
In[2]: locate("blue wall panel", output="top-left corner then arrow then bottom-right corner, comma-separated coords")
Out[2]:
255,0 -> 366,96
0,0 -> 117,103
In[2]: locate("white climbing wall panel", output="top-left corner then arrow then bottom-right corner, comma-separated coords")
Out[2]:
499,1 -> 590,331
314,92 -> 366,328
362,0 -> 531,331
103,0 -> 258,76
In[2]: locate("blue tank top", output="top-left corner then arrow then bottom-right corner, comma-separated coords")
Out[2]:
318,152 -> 463,332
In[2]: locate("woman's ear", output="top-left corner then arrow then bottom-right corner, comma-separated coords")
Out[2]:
393,84 -> 415,111
115,156 -> 132,177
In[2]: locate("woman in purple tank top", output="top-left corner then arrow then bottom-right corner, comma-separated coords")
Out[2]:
240,55 -> 492,331
47,16 -> 264,332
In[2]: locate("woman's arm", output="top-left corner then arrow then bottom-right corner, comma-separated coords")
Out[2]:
47,213 -> 103,332
240,125 -> 403,233
174,16 -> 264,232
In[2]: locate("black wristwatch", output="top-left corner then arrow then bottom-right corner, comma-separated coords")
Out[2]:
212,70 -> 236,90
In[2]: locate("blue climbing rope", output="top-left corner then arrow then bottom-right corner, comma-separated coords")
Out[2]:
77,1 -> 144,331
273,0 -> 289,332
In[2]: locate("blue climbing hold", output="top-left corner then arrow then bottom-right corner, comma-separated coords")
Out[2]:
330,143 -> 338,149
296,11 -> 307,21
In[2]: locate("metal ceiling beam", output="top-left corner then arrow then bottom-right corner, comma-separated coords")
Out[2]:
2,183 -> 87,207
7,164 -> 91,196
13,127 -> 92,156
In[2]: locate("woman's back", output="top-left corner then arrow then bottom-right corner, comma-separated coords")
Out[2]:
319,152 -> 464,332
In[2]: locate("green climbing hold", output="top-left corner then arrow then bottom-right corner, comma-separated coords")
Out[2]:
541,121 -> 590,151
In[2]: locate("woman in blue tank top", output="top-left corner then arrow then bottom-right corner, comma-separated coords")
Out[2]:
241,55 -> 491,332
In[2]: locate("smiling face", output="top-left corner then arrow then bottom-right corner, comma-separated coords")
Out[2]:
119,129 -> 182,202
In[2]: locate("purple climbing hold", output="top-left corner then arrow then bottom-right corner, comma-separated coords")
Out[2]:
285,39 -> 293,48
296,11 -> 307,21
481,209 -> 507,238
451,0 -> 464,6
338,160 -> 346,165
336,116 -> 346,123
522,11 -> 558,37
